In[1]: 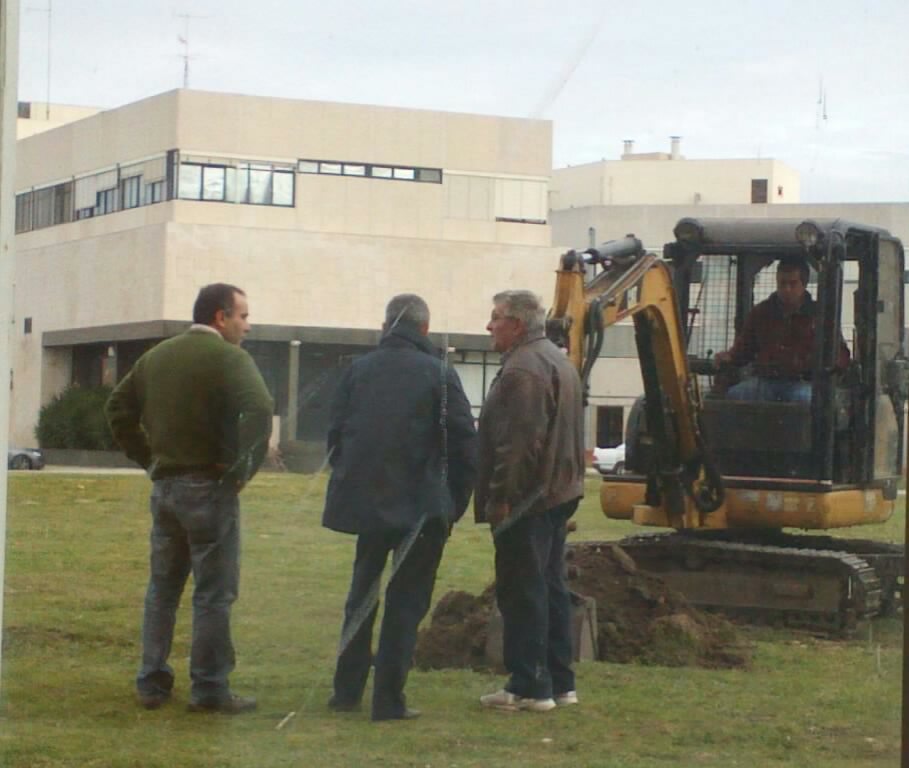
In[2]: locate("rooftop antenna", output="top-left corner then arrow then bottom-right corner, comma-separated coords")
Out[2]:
815,76 -> 827,128
175,11 -> 206,88
27,0 -> 52,119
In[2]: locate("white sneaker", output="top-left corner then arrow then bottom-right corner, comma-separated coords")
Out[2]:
519,696 -> 557,712
555,690 -> 578,706
480,689 -> 556,712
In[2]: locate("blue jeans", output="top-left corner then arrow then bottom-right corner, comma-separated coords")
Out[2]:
726,377 -> 811,403
137,475 -> 240,703
332,518 -> 447,719
494,499 -> 578,700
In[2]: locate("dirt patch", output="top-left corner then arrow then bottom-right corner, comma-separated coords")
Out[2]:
415,542 -> 752,670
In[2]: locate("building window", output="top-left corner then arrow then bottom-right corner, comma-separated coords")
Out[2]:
144,180 -> 165,204
247,166 -> 272,204
272,171 -> 294,206
19,181 -> 75,230
23,317 -> 32,334
202,165 -> 227,201
120,175 -> 142,209
17,101 -> 31,119
417,168 -> 442,183
297,158 -> 443,184
751,179 -> 768,204
95,188 -> 118,216
14,152 -> 171,232
178,163 -> 203,200
53,182 -> 73,225
596,405 -> 624,448
176,158 -> 295,207
33,187 -> 56,229
15,193 -> 33,234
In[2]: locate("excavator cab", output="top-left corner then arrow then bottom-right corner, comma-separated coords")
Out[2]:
662,218 -> 907,496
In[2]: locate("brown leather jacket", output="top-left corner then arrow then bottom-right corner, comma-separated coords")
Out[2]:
474,335 -> 585,524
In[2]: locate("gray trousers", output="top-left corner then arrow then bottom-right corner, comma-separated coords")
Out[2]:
136,475 -> 240,703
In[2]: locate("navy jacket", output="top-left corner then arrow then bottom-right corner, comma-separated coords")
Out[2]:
322,325 -> 477,534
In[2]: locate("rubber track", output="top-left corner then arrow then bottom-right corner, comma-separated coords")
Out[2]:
766,533 -> 903,615
585,533 -> 883,635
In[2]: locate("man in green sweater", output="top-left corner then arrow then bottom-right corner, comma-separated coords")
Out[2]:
106,283 -> 274,714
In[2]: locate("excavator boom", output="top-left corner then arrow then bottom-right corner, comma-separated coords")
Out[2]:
547,239 -> 722,528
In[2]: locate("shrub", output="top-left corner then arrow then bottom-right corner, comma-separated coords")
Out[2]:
35,385 -> 117,450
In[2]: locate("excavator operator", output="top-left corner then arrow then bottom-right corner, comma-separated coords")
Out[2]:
714,255 -> 849,402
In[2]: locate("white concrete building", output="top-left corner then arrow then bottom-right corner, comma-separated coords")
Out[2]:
550,137 -> 801,210
12,89 -> 557,461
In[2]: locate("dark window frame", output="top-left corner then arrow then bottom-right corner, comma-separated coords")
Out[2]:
95,187 -> 118,216
751,178 -> 769,204
120,175 -> 142,210
298,157 -> 443,184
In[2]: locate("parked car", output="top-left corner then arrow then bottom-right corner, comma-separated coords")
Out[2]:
592,443 -> 625,475
8,447 -> 45,470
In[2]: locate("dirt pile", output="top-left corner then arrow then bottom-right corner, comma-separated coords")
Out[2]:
415,585 -> 498,671
568,542 -> 751,668
415,542 -> 751,671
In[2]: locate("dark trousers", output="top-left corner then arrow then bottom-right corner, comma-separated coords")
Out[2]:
332,518 -> 447,719
494,499 -> 578,700
137,476 -> 240,704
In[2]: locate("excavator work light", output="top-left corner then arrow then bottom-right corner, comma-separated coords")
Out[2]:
795,220 -> 822,249
673,218 -> 703,245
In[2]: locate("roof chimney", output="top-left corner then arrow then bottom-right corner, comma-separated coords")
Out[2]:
622,139 -> 634,158
670,135 -> 682,160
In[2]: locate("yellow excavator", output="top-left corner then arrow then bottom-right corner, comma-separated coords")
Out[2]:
549,218 -> 906,633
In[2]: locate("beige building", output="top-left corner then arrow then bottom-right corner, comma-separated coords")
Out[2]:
12,90 -> 557,456
550,138 -> 801,210
16,101 -> 103,139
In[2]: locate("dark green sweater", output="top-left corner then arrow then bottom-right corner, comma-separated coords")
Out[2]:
105,328 -> 274,486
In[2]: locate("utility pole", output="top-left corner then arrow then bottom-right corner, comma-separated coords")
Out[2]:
903,456 -> 908,766
0,0 -> 20,697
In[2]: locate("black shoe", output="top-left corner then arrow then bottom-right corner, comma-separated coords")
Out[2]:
372,707 -> 421,722
188,694 -> 257,715
137,691 -> 171,710
328,695 -> 361,713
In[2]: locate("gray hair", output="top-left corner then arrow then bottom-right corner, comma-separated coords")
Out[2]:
493,290 -> 546,335
384,293 -> 430,331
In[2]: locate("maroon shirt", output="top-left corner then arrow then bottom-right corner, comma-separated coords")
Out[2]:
727,292 -> 849,379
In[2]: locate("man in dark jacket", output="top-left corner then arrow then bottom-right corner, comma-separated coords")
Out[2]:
323,293 -> 477,722
715,256 -> 850,401
476,289 -> 585,713
106,283 -> 274,714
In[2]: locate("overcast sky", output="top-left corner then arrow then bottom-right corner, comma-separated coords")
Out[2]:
16,0 -> 909,203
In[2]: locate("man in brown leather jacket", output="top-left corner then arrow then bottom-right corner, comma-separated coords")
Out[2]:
475,290 -> 585,713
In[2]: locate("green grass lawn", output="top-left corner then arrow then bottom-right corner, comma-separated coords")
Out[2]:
0,472 -> 903,767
